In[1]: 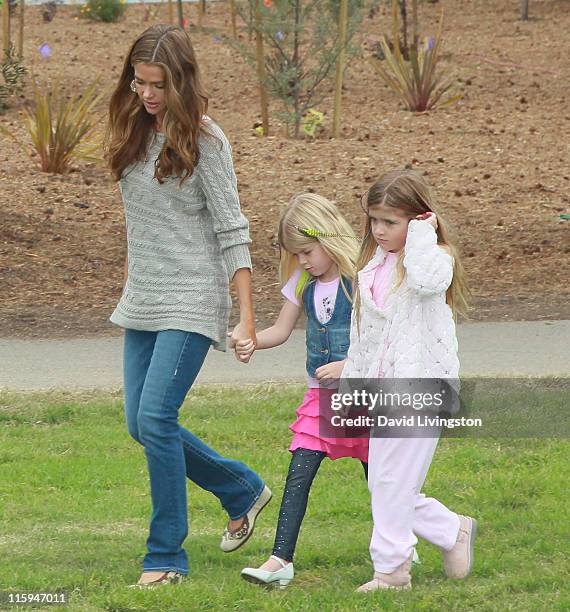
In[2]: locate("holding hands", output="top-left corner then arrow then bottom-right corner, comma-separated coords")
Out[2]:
235,337 -> 256,363
228,323 -> 257,363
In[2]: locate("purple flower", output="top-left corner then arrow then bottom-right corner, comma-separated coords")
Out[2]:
213,36 -> 222,43
427,37 -> 434,50
39,43 -> 52,59
276,31 -> 285,41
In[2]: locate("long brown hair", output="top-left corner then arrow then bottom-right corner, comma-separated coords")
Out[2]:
106,25 -> 210,184
354,169 -> 470,325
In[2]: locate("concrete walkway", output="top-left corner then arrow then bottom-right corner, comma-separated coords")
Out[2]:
0,320 -> 568,391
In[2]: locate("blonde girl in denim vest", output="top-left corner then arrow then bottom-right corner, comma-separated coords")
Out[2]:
234,193 -> 368,589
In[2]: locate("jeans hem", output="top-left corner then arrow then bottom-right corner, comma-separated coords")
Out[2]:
229,481 -> 266,520
142,565 -> 189,576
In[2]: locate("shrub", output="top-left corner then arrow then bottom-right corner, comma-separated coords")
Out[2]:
234,0 -> 364,137
1,81 -> 102,173
80,0 -> 126,23
369,0 -> 461,112
42,0 -> 63,23
0,44 -> 27,113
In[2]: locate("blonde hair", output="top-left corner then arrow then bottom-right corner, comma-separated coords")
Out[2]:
107,24 -> 211,185
278,193 -> 359,303
354,169 -> 470,326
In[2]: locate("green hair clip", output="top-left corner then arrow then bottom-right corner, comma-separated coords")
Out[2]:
294,225 -> 357,239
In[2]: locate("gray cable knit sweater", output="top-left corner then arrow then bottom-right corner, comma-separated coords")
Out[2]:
110,118 -> 252,351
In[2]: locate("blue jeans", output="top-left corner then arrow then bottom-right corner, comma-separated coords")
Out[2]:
123,328 -> 265,575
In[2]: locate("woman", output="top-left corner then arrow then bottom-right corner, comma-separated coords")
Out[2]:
106,24 -> 271,587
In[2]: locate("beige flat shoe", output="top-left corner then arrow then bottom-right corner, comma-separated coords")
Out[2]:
220,485 -> 272,553
442,515 -> 477,579
356,554 -> 413,593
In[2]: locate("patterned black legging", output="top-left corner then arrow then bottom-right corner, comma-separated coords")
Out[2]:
271,447 -> 368,562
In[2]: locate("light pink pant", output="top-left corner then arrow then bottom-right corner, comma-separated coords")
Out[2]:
368,434 -> 460,573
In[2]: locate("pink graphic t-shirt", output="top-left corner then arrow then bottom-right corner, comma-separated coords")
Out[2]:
369,250 -> 399,377
370,251 -> 399,308
282,269 -> 340,387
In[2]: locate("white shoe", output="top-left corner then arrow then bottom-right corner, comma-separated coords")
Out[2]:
220,485 -> 272,553
241,555 -> 294,589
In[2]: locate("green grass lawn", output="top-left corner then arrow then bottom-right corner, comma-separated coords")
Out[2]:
0,386 -> 568,611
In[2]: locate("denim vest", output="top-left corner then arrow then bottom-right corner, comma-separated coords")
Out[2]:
304,276 -> 352,378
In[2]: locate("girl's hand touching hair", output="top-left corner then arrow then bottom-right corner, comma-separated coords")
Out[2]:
416,211 -> 438,230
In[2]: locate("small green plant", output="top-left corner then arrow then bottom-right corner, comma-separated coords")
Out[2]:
0,44 -> 27,112
234,0 -> 364,138
142,0 -> 160,21
0,81 -> 102,173
369,0 -> 461,112
80,0 -> 126,22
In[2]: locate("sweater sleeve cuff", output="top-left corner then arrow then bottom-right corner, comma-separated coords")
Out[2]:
223,243 -> 252,280
406,218 -> 437,248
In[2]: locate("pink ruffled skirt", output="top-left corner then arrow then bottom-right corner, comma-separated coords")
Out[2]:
289,388 -> 369,462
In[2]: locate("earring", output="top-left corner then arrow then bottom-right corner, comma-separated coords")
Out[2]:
130,79 -> 137,93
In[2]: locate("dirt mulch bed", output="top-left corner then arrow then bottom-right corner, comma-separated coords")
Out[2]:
1,0 -> 569,340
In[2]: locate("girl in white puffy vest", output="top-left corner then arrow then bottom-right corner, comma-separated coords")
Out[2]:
342,169 -> 477,592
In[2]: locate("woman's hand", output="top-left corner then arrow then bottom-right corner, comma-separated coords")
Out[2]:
416,211 -> 438,230
230,269 -> 257,363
